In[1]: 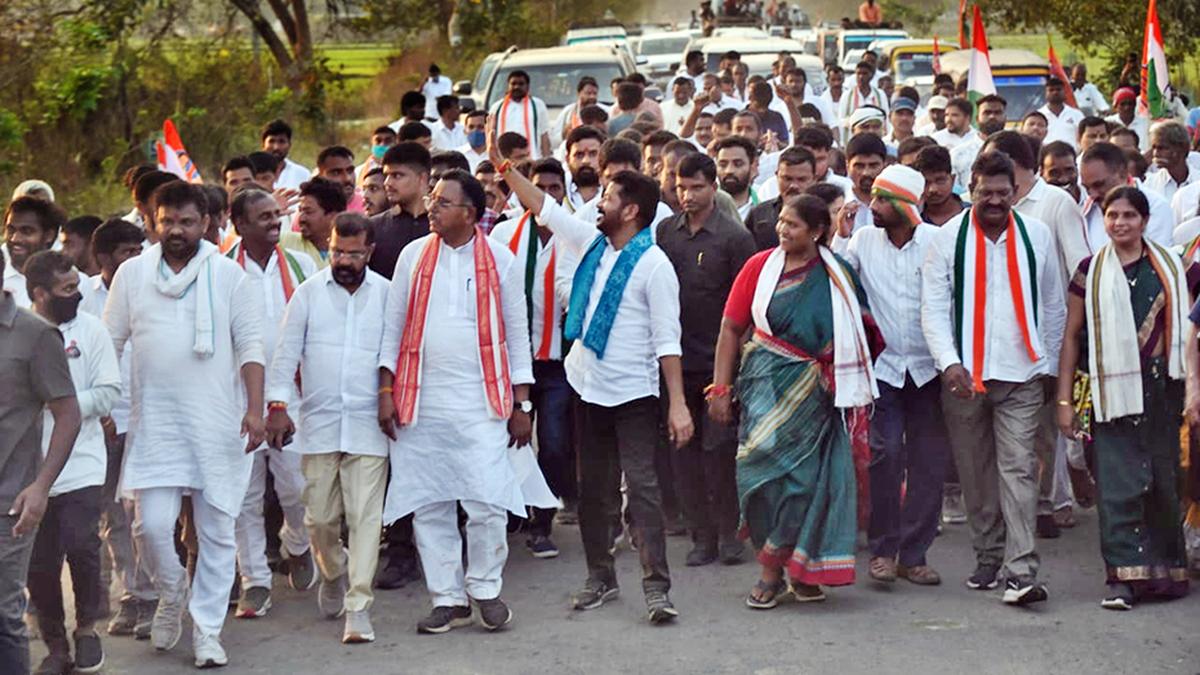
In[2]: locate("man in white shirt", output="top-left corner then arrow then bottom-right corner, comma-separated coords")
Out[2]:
81,220 -> 158,639
837,61 -> 887,140
699,74 -> 745,116
1105,87 -> 1151,152
24,251 -> 121,675
660,77 -> 697,135
1039,78 -> 1086,149
950,95 -> 1009,191
844,166 -> 947,587
489,70 -> 551,160
1144,120 -> 1198,202
818,66 -> 847,129
914,95 -> 949,137
833,133 -> 889,244
1172,181 -> 1200,225
262,119 -> 312,191
420,64 -> 453,121
551,76 -> 601,147
1079,142 -> 1176,250
675,50 -> 707,92
429,96 -> 467,152
563,126 -> 605,213
714,135 -> 760,221
378,170 -> 548,634
931,98 -> 975,151
4,196 -> 66,308
500,161 -> 693,624
455,110 -> 490,172
223,187 -> 317,621
103,182 -> 267,668
488,160 -> 577,558
266,214 -> 389,644
1069,64 -> 1108,117
922,151 -> 1065,606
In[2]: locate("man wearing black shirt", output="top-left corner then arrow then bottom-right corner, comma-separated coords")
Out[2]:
367,142 -> 431,280
744,147 -> 817,250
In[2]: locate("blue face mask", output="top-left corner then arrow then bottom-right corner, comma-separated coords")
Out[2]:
467,129 -> 486,148
372,144 -> 388,160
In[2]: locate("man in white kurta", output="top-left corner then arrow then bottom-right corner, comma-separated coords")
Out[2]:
103,183 -> 265,668
224,188 -> 317,618
378,171 -> 550,634
267,216 -> 389,644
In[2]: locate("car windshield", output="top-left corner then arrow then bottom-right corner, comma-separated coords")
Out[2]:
894,53 -> 935,80
639,37 -> 691,56
488,63 -> 626,109
474,57 -> 498,94
995,76 -> 1047,121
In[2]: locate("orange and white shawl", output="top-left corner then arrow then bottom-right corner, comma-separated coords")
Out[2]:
393,229 -> 513,425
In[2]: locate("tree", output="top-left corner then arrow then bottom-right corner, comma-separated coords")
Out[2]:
978,0 -> 1199,86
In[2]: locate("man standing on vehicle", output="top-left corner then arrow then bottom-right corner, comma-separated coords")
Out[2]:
490,70 -> 552,160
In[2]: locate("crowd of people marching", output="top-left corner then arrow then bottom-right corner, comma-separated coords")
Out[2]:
3,49 -> 1200,673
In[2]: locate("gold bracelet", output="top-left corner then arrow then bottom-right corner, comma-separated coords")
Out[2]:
1055,400 -> 1072,407
378,386 -> 394,394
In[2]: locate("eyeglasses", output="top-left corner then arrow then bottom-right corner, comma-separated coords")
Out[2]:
330,249 -> 369,261
423,195 -> 472,211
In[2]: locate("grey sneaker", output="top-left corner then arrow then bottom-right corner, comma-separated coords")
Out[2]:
151,582 -> 189,651
193,630 -> 228,668
342,609 -> 375,643
288,549 -> 317,591
942,489 -> 967,524
416,605 -> 473,634
107,598 -> 139,636
318,574 -> 348,619
133,599 -> 157,640
73,631 -> 105,673
475,597 -> 512,631
645,590 -> 679,624
32,651 -> 72,675
234,586 -> 271,619
571,579 -> 619,610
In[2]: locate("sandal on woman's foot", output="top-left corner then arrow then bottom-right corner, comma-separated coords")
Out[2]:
1101,584 -> 1133,611
791,582 -> 826,603
745,579 -> 789,610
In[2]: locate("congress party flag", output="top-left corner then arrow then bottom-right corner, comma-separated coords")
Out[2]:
1138,0 -> 1168,119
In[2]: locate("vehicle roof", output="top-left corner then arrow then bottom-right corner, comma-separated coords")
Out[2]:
638,29 -> 695,41
566,26 -> 628,39
839,28 -> 909,36
878,39 -> 956,55
497,45 -> 632,66
687,36 -> 806,54
938,48 -> 1047,74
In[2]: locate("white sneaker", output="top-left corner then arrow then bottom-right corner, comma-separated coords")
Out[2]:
941,491 -> 967,524
193,631 -> 228,668
342,610 -> 375,644
151,579 -> 189,651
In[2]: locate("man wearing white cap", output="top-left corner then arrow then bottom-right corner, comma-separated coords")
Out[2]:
843,164 -> 948,587
848,106 -> 887,139
10,180 -> 56,203
914,95 -> 948,137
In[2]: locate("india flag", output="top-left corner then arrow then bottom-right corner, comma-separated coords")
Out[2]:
1139,0 -> 1168,119
966,6 -> 995,114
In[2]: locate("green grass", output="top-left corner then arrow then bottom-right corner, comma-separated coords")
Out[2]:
319,43 -> 397,79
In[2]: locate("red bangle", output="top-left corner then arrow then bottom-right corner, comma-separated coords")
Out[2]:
497,160 -> 513,175
704,383 -> 731,400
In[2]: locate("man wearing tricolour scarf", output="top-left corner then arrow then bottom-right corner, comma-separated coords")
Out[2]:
376,169 -> 554,635
920,151 -> 1066,607
102,181 -> 267,668
497,148 -> 694,625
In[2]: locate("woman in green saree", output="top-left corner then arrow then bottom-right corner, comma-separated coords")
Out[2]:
1056,186 -> 1193,610
709,195 -> 882,609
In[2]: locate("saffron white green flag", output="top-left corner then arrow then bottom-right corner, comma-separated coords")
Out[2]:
1139,0 -> 1168,119
966,5 -> 995,111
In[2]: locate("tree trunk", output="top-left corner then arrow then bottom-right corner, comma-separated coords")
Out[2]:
228,0 -> 303,90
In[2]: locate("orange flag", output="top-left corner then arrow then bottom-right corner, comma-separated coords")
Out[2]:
1046,37 -> 1078,108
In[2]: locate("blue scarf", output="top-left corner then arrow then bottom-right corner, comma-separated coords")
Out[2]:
564,227 -> 654,359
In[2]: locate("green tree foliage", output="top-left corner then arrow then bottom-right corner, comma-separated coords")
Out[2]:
978,0 -> 1200,87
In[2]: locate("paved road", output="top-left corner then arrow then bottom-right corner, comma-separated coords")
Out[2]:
34,509 -> 1199,674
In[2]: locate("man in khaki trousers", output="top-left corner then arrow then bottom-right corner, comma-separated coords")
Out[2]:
265,215 -> 390,643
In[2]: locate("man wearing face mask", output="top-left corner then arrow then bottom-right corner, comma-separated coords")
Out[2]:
457,111 -> 490,173
24,251 -> 121,675
355,127 -> 397,187
266,214 -> 390,644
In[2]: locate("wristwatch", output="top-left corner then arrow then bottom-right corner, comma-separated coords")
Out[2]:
516,399 -> 534,414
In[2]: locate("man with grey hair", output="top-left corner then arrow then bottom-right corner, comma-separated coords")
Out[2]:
1144,120 -> 1197,201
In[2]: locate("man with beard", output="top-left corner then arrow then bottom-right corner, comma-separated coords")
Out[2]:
224,187 -> 318,620
833,133 -> 888,246
713,136 -> 759,221
315,146 -> 364,214
950,94 -> 1008,191
266,214 -> 390,644
914,145 -> 966,227
744,146 -> 817,250
488,159 -> 577,558
1039,141 -> 1083,204
552,77 -> 600,147
3,196 -> 78,308
573,139 -> 676,232
844,164 -> 948,588
1039,78 -> 1085,149
932,98 -> 974,151
285,177 -> 348,270
656,153 -> 755,568
659,141 -> 744,227
102,181 -> 266,667
661,78 -> 696,136
499,155 -> 692,624
489,70 -> 551,159
262,119 -> 312,191
1079,142 -> 1175,248
643,131 -> 677,189
23,251 -> 121,675
921,151 -> 1064,605
564,126 -> 606,212
368,143 -> 431,280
